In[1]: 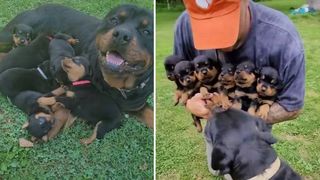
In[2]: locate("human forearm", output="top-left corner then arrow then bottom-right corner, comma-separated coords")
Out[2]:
266,103 -> 301,124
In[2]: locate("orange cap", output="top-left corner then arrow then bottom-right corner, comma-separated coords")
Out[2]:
183,0 -> 241,50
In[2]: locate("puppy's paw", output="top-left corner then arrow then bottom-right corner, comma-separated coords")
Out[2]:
67,38 -> 79,45
256,104 -> 270,120
80,138 -> 94,145
37,97 -> 56,106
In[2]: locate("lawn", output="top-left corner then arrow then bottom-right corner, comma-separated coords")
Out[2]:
0,0 -> 153,179
156,0 -> 320,179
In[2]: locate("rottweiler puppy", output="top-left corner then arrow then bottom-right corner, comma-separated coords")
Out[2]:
49,32 -> 79,84
164,54 -> 185,105
0,34 -> 51,73
12,24 -> 34,48
38,57 -> 122,145
217,63 -> 236,101
193,55 -> 221,95
0,60 -> 60,99
255,66 -> 282,120
233,61 -> 258,115
205,108 -> 301,180
13,91 -> 54,140
174,60 -> 200,105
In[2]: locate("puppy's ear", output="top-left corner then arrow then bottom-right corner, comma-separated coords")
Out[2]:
211,145 -> 234,175
255,67 -> 261,75
255,119 -> 277,144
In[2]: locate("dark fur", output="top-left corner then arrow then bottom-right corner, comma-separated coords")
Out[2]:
206,108 -> 301,180
0,60 -> 58,99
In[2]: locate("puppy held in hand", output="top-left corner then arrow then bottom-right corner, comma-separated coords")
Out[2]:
38,57 -> 122,145
174,61 -> 200,105
255,66 -> 282,120
234,61 -> 258,115
12,24 -> 34,48
205,108 -> 301,180
164,55 -> 185,105
193,55 -> 220,95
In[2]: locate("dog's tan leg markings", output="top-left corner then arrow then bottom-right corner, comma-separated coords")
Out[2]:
31,136 -> 37,142
67,38 -> 79,45
174,90 -> 182,105
256,104 -> 270,120
37,97 -> 56,106
232,99 -> 242,110
48,106 -> 70,139
248,105 -> 257,116
66,91 -> 75,98
200,87 -> 210,98
80,121 -> 101,145
35,112 -> 52,121
22,122 -> 29,129
235,90 -> 246,97
179,93 -> 189,105
42,135 -> 48,142
63,114 -> 77,130
247,93 -> 258,100
51,86 -> 67,96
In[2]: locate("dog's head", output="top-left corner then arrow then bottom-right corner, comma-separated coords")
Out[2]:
256,67 -> 281,97
234,61 -> 256,88
219,63 -> 235,89
12,24 -> 33,47
96,4 -> 153,77
174,61 -> 196,87
207,108 -> 277,179
164,55 -> 184,81
25,112 -> 54,140
193,55 -> 220,83
61,56 -> 91,82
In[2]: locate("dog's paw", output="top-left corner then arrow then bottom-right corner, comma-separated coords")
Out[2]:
80,138 -> 94,145
37,97 -> 56,106
68,38 -> 79,45
256,104 -> 270,120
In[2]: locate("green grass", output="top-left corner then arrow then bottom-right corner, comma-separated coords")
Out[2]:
0,0 -> 153,179
156,0 -> 320,179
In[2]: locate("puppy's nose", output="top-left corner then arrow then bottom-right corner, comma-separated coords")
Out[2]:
262,85 -> 267,92
112,28 -> 132,45
201,69 -> 207,75
236,70 -> 240,74
220,73 -> 225,77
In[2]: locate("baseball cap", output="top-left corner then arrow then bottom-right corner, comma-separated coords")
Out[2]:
183,0 -> 241,50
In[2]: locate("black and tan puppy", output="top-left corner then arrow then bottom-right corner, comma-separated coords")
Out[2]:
255,66 -> 282,120
0,60 -> 59,99
164,55 -> 185,105
217,63 -> 236,101
12,24 -> 34,48
193,55 -> 220,95
13,91 -> 54,140
234,61 -> 258,115
0,34 -> 51,73
38,57 -> 122,145
206,108 -> 301,180
48,33 -> 79,84
174,60 -> 200,105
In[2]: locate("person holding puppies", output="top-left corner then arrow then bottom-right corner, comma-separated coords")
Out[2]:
174,0 -> 305,124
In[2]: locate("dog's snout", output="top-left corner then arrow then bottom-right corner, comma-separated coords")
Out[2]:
236,70 -> 240,74
261,85 -> 267,91
113,28 -> 132,45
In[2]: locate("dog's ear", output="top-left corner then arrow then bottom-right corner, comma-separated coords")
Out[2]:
255,67 -> 261,75
211,145 -> 234,175
255,119 -> 277,144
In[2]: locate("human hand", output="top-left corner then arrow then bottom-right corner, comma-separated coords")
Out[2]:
186,93 -> 213,119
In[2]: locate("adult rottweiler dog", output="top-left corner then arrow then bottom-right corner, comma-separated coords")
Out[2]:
205,108 -> 301,180
89,4 -> 154,128
0,4 -> 154,128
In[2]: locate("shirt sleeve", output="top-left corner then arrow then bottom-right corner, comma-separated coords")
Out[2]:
277,52 -> 305,111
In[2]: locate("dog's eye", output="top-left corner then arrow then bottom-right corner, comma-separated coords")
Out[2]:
196,64 -> 199,68
244,65 -> 248,68
204,62 -> 208,65
110,17 -> 119,25
271,79 -> 276,84
186,69 -> 189,73
261,75 -> 265,79
142,29 -> 151,36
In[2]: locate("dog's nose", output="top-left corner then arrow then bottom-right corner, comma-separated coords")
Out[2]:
236,70 -> 240,74
112,28 -> 132,45
201,69 -> 207,75
262,85 -> 267,92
